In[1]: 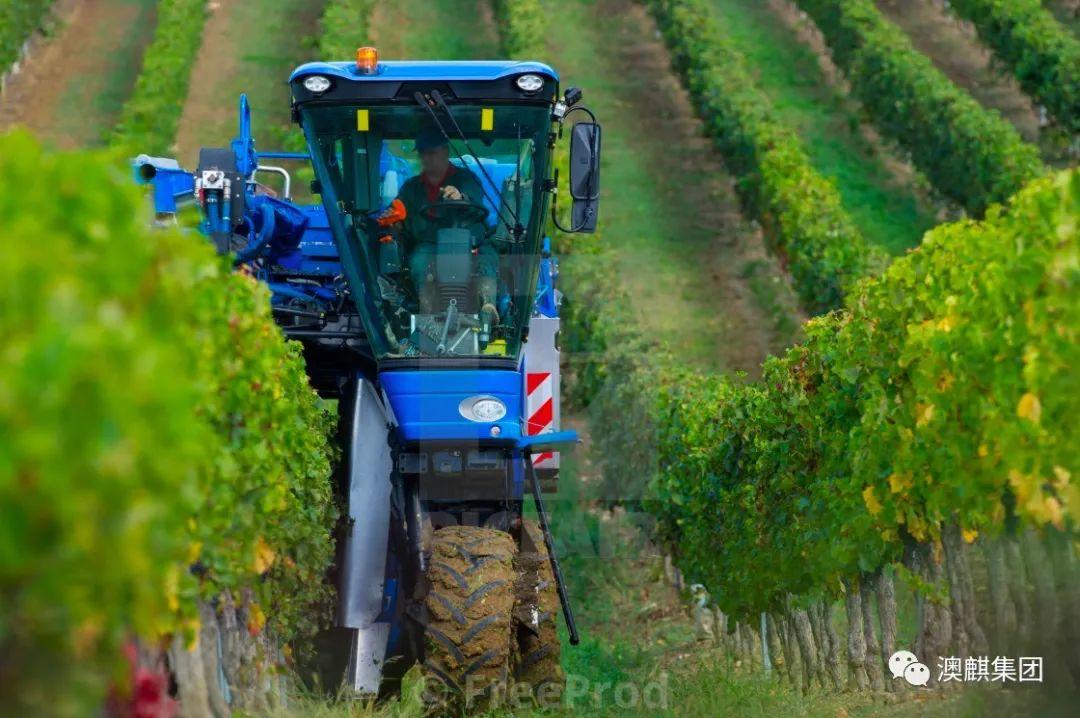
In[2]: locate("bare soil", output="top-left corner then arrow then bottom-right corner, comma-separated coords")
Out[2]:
173,1 -> 240,164
0,0 -> 157,148
174,0 -> 325,167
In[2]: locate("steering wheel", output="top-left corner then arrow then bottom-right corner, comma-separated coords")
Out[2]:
419,199 -> 489,226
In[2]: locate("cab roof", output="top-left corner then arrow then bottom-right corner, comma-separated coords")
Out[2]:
290,60 -> 559,84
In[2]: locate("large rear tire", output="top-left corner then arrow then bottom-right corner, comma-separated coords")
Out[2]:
513,520 -> 565,705
421,525 -> 515,712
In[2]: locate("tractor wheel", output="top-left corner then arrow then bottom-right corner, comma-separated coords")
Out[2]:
512,520 -> 565,704
421,525 -> 515,712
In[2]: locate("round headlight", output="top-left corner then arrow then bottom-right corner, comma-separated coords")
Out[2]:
303,75 -> 332,94
516,74 -> 544,93
472,399 -> 507,422
459,396 -> 507,422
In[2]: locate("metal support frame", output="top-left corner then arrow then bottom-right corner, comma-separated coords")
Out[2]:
339,378 -> 394,693
525,456 -> 580,645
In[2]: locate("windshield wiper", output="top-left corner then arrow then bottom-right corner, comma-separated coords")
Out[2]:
414,91 -> 523,239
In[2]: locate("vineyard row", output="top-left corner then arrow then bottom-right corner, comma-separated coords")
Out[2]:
2,0 -> 381,713
949,0 -> 1080,134
0,0 -> 54,78
649,0 -> 884,315
0,131 -> 339,714
795,0 -> 1044,216
561,138 -> 1079,691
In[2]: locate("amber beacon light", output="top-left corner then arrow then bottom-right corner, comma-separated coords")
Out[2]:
356,46 -> 379,74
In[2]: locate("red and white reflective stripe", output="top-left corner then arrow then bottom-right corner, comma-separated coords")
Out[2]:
525,371 -> 554,465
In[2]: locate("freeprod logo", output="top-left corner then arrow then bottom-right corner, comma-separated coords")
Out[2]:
448,672 -> 671,711
888,650 -> 1044,687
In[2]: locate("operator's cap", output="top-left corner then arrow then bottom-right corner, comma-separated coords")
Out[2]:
414,126 -> 449,153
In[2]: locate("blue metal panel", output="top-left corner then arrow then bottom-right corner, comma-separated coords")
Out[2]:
535,236 -> 559,318
257,151 -> 310,161
132,157 -> 194,214
290,60 -> 559,85
296,206 -> 338,253
149,168 -> 194,213
379,369 -> 523,443
511,456 -> 525,499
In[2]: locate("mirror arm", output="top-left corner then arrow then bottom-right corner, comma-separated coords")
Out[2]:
561,105 -> 596,124
549,168 -> 593,234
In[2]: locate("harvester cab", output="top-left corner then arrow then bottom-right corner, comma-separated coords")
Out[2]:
134,48 -> 601,707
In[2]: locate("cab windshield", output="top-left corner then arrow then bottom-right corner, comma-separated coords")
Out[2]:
300,103 -> 552,361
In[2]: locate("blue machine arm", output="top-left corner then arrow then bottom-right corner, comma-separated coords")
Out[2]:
517,429 -> 579,453
133,155 -> 195,214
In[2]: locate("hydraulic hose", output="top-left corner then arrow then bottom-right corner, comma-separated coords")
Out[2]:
234,202 -> 276,265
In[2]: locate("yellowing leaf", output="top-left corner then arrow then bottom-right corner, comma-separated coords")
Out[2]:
1023,492 -> 1047,525
992,502 -> 1006,524
1053,466 -> 1071,490
73,616 -> 103,659
1044,497 -> 1064,530
863,486 -> 883,516
936,371 -> 955,392
1009,469 -> 1035,505
908,515 -> 928,542
961,528 -> 978,544
916,403 -> 935,427
248,602 -> 267,636
182,615 -> 201,651
165,564 -> 180,613
1017,393 -> 1041,423
254,536 -> 276,574
888,472 -> 913,494
977,444 -> 989,458
186,541 -> 203,564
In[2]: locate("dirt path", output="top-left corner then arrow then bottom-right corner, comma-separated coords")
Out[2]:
544,0 -> 799,374
174,0 -> 326,167
371,0 -> 500,60
874,0 -> 1043,145
0,0 -> 157,148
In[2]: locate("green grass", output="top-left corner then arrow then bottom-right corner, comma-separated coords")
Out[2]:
552,455 -> 1072,716
705,0 -> 937,255
371,0 -> 501,60
541,0 -> 800,370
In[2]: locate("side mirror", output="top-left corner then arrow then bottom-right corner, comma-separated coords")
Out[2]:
568,122 -> 601,233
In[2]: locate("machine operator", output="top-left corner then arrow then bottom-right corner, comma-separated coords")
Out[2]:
394,127 -> 500,322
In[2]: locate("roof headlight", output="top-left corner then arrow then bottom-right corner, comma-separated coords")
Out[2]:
516,74 -> 544,93
303,75 -> 332,94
